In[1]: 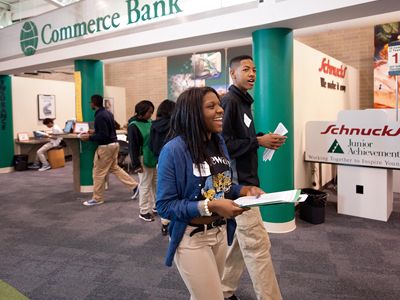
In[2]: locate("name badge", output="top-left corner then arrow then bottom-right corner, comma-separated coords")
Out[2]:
244,113 -> 252,128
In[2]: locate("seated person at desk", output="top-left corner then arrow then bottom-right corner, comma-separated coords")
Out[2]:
29,118 -> 63,171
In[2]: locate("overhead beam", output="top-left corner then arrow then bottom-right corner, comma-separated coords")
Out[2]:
44,0 -> 63,8
0,1 -> 10,10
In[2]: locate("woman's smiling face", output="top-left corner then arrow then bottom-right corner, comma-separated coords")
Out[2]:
202,91 -> 224,138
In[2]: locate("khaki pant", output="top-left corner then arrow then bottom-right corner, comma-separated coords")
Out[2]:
138,157 -> 157,214
175,225 -> 227,300
93,143 -> 138,201
221,207 -> 282,300
35,142 -> 55,165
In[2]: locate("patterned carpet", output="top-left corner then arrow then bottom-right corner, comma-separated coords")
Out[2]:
0,162 -> 399,300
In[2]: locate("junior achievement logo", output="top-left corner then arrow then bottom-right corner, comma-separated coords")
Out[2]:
20,21 -> 39,56
328,139 -> 344,154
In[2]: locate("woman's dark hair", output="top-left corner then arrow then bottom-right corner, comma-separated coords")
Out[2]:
169,86 -> 220,165
156,99 -> 176,119
135,100 -> 154,118
91,94 -> 104,108
42,118 -> 54,125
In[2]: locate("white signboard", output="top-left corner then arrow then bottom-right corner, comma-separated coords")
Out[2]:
388,40 -> 400,76
305,110 -> 400,169
0,0 -> 257,59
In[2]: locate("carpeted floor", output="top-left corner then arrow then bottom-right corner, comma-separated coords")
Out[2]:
0,162 -> 399,300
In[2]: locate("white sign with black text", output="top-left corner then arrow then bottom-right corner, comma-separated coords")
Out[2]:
305,110 -> 400,169
388,40 -> 400,76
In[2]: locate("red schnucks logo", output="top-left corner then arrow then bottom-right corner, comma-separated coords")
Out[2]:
320,124 -> 400,136
318,58 -> 347,78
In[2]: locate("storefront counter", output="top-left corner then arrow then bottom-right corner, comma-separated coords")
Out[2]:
15,134 -> 81,192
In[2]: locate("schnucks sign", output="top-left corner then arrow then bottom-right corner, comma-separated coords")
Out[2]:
9,0 -> 257,57
305,110 -> 400,169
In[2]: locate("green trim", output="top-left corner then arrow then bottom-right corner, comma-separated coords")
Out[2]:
0,280 -> 29,300
0,75 -> 15,168
128,120 -> 157,168
252,28 -> 295,224
74,60 -> 104,186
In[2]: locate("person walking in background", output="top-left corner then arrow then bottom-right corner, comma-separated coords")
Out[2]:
221,55 -> 286,300
156,86 -> 264,300
80,94 -> 139,207
149,99 -> 176,235
128,100 -> 157,222
29,118 -> 63,172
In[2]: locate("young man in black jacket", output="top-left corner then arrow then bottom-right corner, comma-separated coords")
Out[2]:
221,55 -> 285,300
80,94 -> 138,206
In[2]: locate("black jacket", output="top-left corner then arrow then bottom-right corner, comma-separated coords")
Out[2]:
222,85 -> 260,186
89,107 -> 117,145
127,116 -> 144,170
149,117 -> 171,161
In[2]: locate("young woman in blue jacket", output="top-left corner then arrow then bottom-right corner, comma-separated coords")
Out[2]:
156,87 -> 264,300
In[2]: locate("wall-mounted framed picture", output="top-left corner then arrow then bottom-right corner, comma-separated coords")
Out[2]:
17,132 -> 30,142
38,94 -> 56,120
103,97 -> 114,114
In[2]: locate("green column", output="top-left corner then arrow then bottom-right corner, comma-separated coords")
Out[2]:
74,60 -> 103,191
0,75 -> 14,172
253,28 -> 295,233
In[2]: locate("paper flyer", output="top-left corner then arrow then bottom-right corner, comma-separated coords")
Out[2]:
263,122 -> 288,162
234,189 -> 308,207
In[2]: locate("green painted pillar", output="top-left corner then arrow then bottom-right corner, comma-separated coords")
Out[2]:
253,28 -> 295,233
0,75 -> 15,173
74,60 -> 104,192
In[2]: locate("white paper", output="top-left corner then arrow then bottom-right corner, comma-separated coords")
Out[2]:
234,189 -> 307,207
262,122 -> 288,162
244,113 -> 252,128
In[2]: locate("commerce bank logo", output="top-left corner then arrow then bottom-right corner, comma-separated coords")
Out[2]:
328,139 -> 344,154
20,21 -> 39,56
18,0 -> 184,56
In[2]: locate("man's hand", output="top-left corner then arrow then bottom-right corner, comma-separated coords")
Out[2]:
240,186 -> 265,198
257,133 -> 286,150
80,133 -> 90,141
133,166 -> 144,173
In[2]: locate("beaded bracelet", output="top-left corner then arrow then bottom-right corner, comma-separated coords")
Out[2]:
204,198 -> 212,216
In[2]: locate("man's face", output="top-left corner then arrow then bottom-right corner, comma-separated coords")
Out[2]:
90,101 -> 96,111
230,59 -> 256,93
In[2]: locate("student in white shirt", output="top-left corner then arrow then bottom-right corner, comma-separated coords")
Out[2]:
30,118 -> 63,171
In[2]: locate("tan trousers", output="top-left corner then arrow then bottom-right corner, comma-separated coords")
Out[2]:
221,207 -> 282,300
175,225 -> 227,300
93,143 -> 138,201
138,157 -> 157,214
35,142 -> 55,165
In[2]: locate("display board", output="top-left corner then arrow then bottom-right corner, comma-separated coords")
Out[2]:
305,110 -> 400,169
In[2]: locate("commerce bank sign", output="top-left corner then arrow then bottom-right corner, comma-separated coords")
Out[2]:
20,0 -> 183,56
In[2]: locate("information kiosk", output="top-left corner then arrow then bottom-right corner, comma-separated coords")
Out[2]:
305,109 -> 400,221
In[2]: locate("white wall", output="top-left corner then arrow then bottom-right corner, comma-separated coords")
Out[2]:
294,40 -> 360,189
12,77 -> 75,136
12,76 -> 126,137
104,85 -> 126,126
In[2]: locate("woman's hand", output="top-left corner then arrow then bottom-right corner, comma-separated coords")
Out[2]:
240,186 -> 265,197
208,199 -> 247,218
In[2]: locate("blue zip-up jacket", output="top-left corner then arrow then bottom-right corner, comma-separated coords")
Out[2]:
156,134 -> 242,266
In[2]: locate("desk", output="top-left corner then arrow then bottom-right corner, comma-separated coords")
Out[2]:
15,134 -> 81,192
